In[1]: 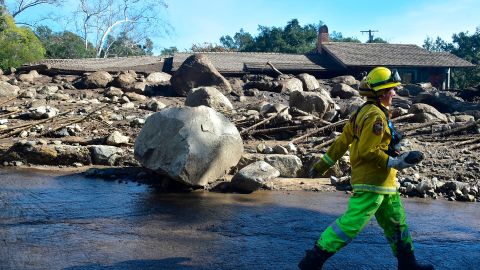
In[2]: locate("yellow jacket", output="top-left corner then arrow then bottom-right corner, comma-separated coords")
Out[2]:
314,101 -> 397,194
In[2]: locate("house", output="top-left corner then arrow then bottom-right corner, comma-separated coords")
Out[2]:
32,25 -> 474,90
166,25 -> 475,90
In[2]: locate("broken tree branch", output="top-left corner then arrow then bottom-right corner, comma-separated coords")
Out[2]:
435,119 -> 480,137
0,108 -> 76,138
267,62 -> 283,76
240,107 -> 288,135
401,120 -> 440,135
289,107 -> 331,125
314,137 -> 337,150
391,113 -> 415,123
249,122 -> 316,135
0,97 -> 18,107
39,104 -> 108,137
290,119 -> 348,144
453,136 -> 480,147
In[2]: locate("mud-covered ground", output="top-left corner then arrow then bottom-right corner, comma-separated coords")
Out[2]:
0,68 -> 479,202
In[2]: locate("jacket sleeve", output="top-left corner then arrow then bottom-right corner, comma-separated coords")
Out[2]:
313,120 -> 354,174
356,113 -> 390,168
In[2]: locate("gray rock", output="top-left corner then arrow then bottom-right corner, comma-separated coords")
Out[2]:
134,106 -> 243,187
145,98 -> 166,111
331,75 -> 357,86
0,81 -> 20,97
278,76 -> 303,93
37,85 -> 58,95
28,106 -> 59,119
79,71 -> 113,89
124,92 -> 147,102
408,103 -> 448,123
146,72 -> 171,84
104,86 -> 124,97
90,145 -> 123,165
106,131 -> 130,146
112,71 -> 136,89
289,90 -> 332,118
170,54 -> 232,96
331,83 -> 359,99
264,154 -> 302,177
185,86 -> 233,112
231,161 -> 280,192
297,73 -> 320,91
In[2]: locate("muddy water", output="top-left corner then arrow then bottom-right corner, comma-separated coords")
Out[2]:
0,168 -> 478,270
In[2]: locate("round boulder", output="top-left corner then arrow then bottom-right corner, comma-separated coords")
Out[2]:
185,86 -> 233,112
134,106 -> 244,187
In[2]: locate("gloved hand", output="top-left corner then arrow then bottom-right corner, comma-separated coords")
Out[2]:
309,159 -> 330,178
387,151 -> 424,170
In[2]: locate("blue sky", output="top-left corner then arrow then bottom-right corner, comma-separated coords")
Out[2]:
10,0 -> 480,54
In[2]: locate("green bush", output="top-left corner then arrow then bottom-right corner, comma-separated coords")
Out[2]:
35,26 -> 96,59
0,12 -> 45,70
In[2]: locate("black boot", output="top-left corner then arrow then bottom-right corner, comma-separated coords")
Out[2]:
298,245 -> 334,270
397,247 -> 434,270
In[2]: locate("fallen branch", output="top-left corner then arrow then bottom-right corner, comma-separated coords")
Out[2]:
290,119 -> 348,144
314,137 -> 337,150
401,120 -> 440,134
391,113 -> 415,123
0,109 -> 22,118
267,62 -> 283,76
435,119 -> 480,137
0,108 -> 76,138
240,107 -> 288,135
290,107 -> 331,125
39,104 -> 108,137
249,122 -> 315,135
467,143 -> 480,151
453,136 -> 480,147
0,97 -> 18,107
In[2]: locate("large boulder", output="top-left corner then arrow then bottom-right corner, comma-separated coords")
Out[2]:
331,83 -> 359,99
289,90 -> 333,118
77,71 -> 113,89
230,161 -> 280,193
278,76 -> 303,93
112,71 -> 137,89
146,72 -> 171,84
413,91 -> 480,113
331,75 -> 357,86
185,86 -> 233,112
297,73 -> 320,91
264,154 -> 303,177
0,81 -> 20,97
408,103 -> 448,123
134,106 -> 243,187
170,54 -> 232,96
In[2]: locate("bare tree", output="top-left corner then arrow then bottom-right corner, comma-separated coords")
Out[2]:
7,0 -> 63,18
75,0 -> 170,58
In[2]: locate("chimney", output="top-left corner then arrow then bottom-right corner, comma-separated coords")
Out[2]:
317,25 -> 329,53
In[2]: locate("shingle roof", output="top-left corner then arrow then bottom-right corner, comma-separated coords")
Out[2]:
322,42 -> 475,68
172,52 -> 341,74
33,56 -> 164,73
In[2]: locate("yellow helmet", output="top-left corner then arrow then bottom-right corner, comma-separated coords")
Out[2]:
366,67 -> 401,91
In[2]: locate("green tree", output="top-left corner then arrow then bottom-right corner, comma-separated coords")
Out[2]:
423,30 -> 480,89
102,31 -> 153,57
35,25 -> 95,58
0,11 -> 45,70
160,46 -> 178,56
220,19 -> 361,53
330,31 -> 360,43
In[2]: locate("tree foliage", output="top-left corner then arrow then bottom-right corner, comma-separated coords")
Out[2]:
423,29 -> 480,89
102,31 -> 153,57
75,0 -> 169,58
220,19 -> 319,53
160,46 -> 178,56
0,10 -> 45,70
35,25 -> 95,58
219,19 -> 362,54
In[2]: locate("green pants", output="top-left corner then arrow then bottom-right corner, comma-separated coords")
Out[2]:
317,191 -> 413,255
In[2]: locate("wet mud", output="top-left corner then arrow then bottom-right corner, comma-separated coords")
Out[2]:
0,168 -> 478,270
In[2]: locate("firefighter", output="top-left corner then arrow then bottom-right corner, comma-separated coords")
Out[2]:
298,67 -> 434,270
